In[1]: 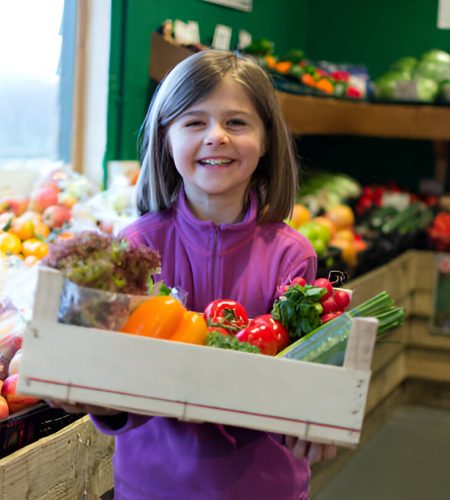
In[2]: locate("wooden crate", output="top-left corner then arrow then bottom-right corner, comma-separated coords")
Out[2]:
18,267 -> 378,448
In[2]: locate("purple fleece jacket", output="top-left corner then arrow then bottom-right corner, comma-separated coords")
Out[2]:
93,189 -> 317,499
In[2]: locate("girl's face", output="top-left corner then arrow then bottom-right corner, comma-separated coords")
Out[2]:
166,76 -> 266,211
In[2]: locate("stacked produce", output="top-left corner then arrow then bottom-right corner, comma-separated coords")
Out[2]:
0,300 -> 38,418
244,39 -> 368,100
0,167 -> 97,265
428,212 -> 450,251
373,49 -> 450,103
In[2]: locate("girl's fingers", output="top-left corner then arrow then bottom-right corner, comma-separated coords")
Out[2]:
285,437 -> 338,464
306,442 -> 323,464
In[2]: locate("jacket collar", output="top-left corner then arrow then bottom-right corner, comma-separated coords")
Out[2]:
173,188 -> 259,248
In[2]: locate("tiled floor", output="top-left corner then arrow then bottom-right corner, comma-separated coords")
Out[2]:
313,405 -> 450,500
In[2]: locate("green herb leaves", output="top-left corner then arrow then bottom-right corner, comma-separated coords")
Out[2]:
271,284 -> 326,340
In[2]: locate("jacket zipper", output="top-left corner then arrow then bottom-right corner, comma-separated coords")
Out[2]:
211,226 -> 220,297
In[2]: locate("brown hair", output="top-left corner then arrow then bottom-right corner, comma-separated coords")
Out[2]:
137,50 -> 298,222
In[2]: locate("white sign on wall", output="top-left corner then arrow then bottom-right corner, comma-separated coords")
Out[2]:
202,0 -> 252,13
438,0 -> 450,28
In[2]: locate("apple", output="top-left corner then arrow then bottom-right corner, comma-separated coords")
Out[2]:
8,349 -> 22,376
0,395 -> 9,420
2,373 -> 40,414
0,196 -> 29,216
42,204 -> 72,229
29,187 -> 59,213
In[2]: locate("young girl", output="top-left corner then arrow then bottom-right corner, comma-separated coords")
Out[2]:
54,50 -> 336,499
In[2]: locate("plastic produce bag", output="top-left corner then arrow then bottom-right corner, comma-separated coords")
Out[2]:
58,279 -> 187,332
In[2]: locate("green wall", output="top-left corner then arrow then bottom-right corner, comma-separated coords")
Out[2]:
105,0 -> 449,190
306,0 -> 449,79
105,0 -> 309,166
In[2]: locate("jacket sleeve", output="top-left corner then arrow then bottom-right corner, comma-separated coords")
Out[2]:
90,413 -> 151,436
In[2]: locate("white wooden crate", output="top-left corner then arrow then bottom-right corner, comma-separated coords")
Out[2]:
18,267 -> 377,448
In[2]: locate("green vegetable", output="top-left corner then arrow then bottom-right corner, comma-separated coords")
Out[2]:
278,291 -> 404,365
206,331 -> 260,353
271,285 -> 326,340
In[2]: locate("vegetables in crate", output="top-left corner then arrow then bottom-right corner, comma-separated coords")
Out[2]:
42,231 -> 163,330
277,291 -> 404,365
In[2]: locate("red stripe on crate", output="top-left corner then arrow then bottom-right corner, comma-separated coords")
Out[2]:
28,377 -> 361,434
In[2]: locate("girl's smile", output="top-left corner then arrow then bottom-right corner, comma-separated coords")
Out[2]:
167,76 -> 266,223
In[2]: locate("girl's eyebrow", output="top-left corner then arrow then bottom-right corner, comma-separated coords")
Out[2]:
180,109 -> 254,119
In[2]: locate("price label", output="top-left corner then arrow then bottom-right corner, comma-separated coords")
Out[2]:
173,20 -> 200,45
212,24 -> 232,51
381,191 -> 410,210
393,81 -> 418,101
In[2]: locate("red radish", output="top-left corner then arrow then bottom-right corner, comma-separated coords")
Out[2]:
333,290 -> 351,310
320,296 -> 338,314
275,284 -> 289,299
313,278 -> 333,299
321,311 -> 343,323
291,276 -> 307,287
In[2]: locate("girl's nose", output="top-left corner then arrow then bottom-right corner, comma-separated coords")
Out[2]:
203,125 -> 229,146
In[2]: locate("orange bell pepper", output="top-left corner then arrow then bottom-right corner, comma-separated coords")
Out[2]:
121,297 -> 208,346
275,61 -> 292,74
121,296 -> 186,338
315,79 -> 334,95
170,311 -> 208,345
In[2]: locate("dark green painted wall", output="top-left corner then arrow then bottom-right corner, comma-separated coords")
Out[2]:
306,0 -> 449,79
105,0 -> 449,190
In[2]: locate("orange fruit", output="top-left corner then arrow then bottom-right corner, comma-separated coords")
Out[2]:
333,228 -> 355,243
290,204 -> 311,228
33,221 -> 50,239
0,232 -> 22,255
22,238 -> 49,260
330,239 -> 357,267
10,217 -> 35,241
326,204 -> 355,230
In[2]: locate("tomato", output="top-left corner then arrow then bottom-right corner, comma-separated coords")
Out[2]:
121,296 -> 186,338
207,326 -> 230,336
251,315 -> 290,351
236,324 -> 279,356
203,299 -> 248,333
170,311 -> 208,345
238,314 -> 290,355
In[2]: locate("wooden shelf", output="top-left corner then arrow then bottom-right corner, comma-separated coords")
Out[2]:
276,92 -> 450,141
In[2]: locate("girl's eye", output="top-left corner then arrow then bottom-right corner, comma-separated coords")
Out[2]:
228,119 -> 246,128
185,120 -> 204,127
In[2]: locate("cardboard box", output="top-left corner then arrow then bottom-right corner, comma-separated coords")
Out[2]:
149,32 -> 195,81
18,267 -> 377,447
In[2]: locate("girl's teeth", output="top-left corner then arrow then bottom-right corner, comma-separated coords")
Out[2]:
201,159 -> 232,165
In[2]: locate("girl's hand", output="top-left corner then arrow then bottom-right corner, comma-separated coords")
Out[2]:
285,436 -> 337,465
46,400 -> 121,416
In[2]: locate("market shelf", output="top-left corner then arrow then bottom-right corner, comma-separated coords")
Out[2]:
276,91 -> 450,141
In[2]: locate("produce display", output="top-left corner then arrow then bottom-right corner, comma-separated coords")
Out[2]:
243,39 -> 368,100
373,49 -> 450,104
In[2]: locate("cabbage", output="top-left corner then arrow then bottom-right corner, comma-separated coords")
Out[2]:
414,77 -> 439,102
373,71 -> 411,99
415,50 -> 450,83
390,56 -> 417,76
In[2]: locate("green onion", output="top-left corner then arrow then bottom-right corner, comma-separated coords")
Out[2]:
276,291 -> 405,365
